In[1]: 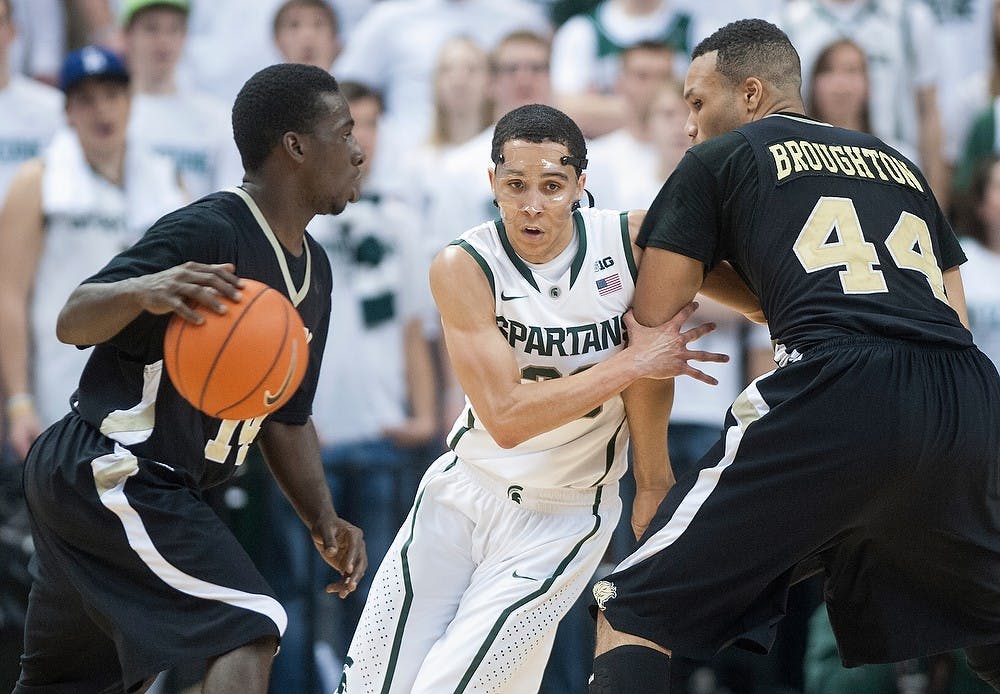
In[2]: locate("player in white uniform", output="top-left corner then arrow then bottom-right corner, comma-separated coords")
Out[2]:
339,103 -> 756,694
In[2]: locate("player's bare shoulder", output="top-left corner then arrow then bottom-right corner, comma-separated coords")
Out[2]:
627,209 -> 647,264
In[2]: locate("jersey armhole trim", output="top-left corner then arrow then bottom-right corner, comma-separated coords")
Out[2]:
450,239 -> 496,297
619,211 -> 638,282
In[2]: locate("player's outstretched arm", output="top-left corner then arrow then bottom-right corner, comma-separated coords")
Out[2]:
699,262 -> 766,324
259,417 -> 367,599
56,262 -> 245,347
430,245 -> 727,449
622,378 -> 676,540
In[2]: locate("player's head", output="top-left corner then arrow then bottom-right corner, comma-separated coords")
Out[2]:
685,19 -> 802,144
233,63 -> 363,214
489,104 -> 587,263
272,0 -> 340,70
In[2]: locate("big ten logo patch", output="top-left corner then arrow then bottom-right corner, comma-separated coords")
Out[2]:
594,256 -> 615,271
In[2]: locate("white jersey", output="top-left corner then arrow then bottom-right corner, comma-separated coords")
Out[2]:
128,90 -> 242,200
447,207 -> 636,489
960,238 -> 1000,369
0,75 -> 62,196
32,129 -> 185,425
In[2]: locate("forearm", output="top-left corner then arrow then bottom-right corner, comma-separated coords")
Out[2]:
259,418 -> 336,527
623,378 -> 675,490
483,349 -> 642,448
0,297 -> 32,396
917,89 -> 947,202
57,279 -> 148,346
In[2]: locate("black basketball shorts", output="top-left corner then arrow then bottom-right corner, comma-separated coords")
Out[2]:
596,337 -> 1000,666
15,413 -> 284,693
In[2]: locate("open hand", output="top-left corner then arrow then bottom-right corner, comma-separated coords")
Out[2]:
624,302 -> 729,385
132,262 -> 244,324
312,515 -> 367,598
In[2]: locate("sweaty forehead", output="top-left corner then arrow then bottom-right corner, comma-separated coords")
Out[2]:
497,140 -> 573,175
684,52 -> 721,99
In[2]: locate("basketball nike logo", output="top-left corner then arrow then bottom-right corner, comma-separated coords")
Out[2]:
264,341 -> 298,407
512,570 -> 538,581
500,291 -> 527,301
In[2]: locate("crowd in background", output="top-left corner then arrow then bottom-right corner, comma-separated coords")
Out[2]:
0,0 -> 999,692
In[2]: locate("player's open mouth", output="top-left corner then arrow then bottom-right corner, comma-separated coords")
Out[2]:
523,226 -> 543,236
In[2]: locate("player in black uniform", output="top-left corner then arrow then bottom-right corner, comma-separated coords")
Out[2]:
14,63 -> 367,693
588,19 -> 1000,694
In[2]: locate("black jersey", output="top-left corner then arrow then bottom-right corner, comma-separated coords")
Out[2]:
72,188 -> 332,489
638,113 -> 973,351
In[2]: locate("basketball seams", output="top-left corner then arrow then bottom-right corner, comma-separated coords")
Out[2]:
197,286 -> 272,414
162,279 -> 308,421
216,296 -> 292,419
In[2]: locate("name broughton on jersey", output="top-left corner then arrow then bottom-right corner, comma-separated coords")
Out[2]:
495,313 -> 625,357
767,139 -> 924,193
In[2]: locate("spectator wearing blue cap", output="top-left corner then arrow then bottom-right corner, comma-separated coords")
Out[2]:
0,42 -> 185,462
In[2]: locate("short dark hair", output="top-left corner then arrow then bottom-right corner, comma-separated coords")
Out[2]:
272,0 -> 339,39
232,63 -> 341,172
491,104 -> 587,176
692,18 -> 801,94
338,80 -> 383,111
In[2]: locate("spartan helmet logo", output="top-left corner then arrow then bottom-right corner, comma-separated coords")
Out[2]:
593,580 -> 617,611
507,485 -> 524,504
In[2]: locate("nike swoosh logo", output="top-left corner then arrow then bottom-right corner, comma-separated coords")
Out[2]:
500,291 -> 527,301
512,570 -> 538,581
264,340 -> 298,407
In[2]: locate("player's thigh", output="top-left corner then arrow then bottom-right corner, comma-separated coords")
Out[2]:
413,496 -> 619,693
345,457 -> 478,692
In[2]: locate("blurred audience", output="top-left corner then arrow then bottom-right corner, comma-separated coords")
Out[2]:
0,45 -> 184,460
806,38 -> 870,133
779,0 -> 949,201
123,0 -> 241,200
953,0 -> 1000,193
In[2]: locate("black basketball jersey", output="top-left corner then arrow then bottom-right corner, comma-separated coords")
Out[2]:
72,188 -> 332,489
638,113 -> 973,351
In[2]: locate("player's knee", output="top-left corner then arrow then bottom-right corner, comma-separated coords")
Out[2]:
966,643 -> 1000,689
589,645 -> 671,694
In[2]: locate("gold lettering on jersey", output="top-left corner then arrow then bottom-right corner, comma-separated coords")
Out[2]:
495,314 -> 625,356
769,140 -> 923,193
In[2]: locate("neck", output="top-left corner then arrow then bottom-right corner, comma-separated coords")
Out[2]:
85,144 -> 127,186
753,94 -> 806,121
239,176 -> 311,254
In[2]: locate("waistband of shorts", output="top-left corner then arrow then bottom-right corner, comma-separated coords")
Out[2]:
455,458 -> 613,514
776,335 -> 976,363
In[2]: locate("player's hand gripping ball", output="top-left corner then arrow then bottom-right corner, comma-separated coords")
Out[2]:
163,279 -> 308,420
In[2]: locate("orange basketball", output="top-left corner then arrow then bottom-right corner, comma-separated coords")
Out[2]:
163,279 -> 309,421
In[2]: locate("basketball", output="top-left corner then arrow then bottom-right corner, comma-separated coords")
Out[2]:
163,279 -> 309,421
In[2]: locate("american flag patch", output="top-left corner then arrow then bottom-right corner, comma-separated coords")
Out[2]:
596,273 -> 622,296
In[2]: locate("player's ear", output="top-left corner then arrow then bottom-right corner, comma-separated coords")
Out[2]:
283,132 -> 306,162
744,77 -> 763,113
